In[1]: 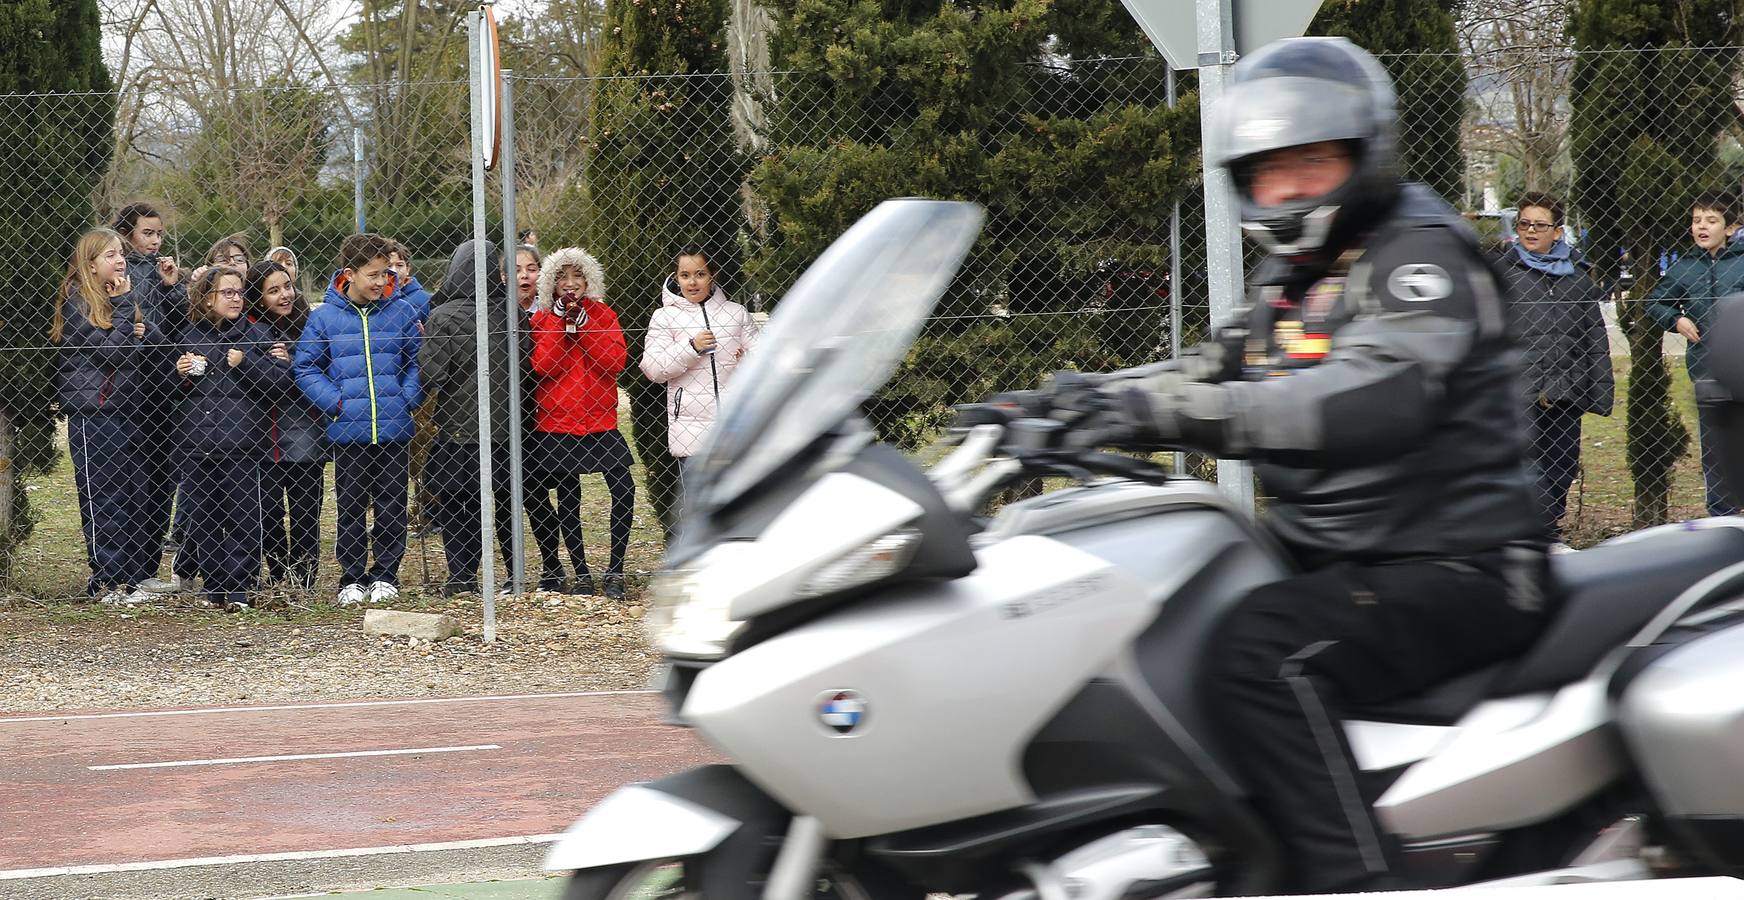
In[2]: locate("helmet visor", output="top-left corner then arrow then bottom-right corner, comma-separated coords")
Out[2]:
1208,76 -> 1375,170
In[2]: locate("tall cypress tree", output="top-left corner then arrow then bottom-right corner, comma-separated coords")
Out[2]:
0,0 -> 115,580
582,0 -> 740,530
1569,0 -> 1737,527
1311,0 -> 1467,202
744,0 -> 1198,448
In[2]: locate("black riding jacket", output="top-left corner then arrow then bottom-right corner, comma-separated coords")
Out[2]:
1123,184 -> 1543,566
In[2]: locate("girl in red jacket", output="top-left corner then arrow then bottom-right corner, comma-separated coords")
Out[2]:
529,247 -> 634,600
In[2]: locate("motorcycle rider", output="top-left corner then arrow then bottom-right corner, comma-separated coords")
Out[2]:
1049,37 -> 1550,893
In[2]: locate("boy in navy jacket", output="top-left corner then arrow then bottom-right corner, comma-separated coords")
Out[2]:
294,233 -> 423,605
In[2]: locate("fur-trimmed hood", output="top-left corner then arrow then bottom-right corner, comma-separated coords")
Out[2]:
536,246 -> 605,312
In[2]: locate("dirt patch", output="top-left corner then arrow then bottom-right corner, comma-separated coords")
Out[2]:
0,589 -> 661,713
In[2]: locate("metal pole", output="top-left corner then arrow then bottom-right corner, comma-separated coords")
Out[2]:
500,69 -> 526,596
1195,0 -> 1253,509
353,127 -> 365,233
1167,66 -> 1184,476
469,10 -> 498,643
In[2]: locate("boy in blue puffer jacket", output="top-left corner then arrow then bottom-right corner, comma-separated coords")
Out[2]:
294,233 -> 422,606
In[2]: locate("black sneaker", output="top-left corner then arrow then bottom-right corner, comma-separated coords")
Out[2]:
572,573 -> 597,597
602,573 -> 626,601
443,578 -> 481,598
539,567 -> 568,593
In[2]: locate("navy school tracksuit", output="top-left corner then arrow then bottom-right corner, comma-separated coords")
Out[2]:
258,318 -> 329,591
293,273 -> 422,588
176,316 -> 295,606
124,250 -> 190,582
57,287 -> 162,594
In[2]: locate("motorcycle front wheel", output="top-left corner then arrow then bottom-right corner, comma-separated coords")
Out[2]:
562,857 -> 884,900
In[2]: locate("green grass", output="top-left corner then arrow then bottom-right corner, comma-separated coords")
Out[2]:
1561,357 -> 1709,548
0,363 -> 1718,602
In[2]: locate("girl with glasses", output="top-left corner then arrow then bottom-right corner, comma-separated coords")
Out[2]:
175,266 -> 294,609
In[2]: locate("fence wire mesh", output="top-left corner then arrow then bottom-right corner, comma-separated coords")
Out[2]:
2,44 -> 1740,610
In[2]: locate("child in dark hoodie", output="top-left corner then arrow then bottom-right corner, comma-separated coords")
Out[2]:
418,240 -> 527,595
293,233 -> 422,606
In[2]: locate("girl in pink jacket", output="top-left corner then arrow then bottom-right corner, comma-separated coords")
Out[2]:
639,246 -> 759,458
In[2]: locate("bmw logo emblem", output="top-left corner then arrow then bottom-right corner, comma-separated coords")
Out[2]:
817,690 -> 868,736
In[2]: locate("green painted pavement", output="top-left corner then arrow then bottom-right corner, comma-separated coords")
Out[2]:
304,876 -> 563,899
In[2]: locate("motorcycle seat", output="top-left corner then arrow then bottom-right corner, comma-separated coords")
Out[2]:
1350,524 -> 1744,726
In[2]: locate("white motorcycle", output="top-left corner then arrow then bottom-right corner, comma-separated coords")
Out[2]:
546,199 -> 1744,898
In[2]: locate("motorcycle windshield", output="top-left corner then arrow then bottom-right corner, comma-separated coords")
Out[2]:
688,199 -> 985,513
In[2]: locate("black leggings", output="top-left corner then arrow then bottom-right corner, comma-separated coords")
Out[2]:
530,463 -> 634,575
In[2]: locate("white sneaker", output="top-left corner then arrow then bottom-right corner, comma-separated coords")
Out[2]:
336,583 -> 368,606
139,575 -> 185,593
368,581 -> 400,604
97,588 -> 131,607
120,587 -> 161,606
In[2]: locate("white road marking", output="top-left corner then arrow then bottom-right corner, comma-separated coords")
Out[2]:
89,744 -> 502,771
0,689 -> 657,725
0,832 -> 563,881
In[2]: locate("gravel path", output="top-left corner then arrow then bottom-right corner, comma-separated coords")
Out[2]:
0,590 -> 662,712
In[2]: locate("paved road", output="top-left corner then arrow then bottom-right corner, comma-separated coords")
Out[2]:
0,691 -> 713,899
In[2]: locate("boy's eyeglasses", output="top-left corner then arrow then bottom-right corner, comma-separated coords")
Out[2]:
1516,221 -> 1557,234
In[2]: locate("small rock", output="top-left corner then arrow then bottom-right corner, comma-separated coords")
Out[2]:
364,609 -> 463,642
627,605 -> 644,617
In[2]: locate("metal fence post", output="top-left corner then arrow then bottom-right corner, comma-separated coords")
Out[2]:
1167,65 -> 1185,476
1196,0 -> 1254,510
353,127 -> 365,233
468,10 -> 498,643
500,69 -> 526,596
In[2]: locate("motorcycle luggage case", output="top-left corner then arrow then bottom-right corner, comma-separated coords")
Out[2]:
1611,606 -> 1744,874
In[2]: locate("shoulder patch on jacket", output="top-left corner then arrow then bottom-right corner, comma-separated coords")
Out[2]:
1362,226 -> 1504,336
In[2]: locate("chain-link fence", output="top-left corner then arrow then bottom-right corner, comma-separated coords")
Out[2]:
3,43 -> 1741,610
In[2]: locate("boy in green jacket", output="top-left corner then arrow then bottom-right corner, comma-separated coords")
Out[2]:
1645,191 -> 1744,515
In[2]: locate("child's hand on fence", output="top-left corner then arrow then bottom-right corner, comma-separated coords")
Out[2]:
158,257 -> 180,286
104,272 -> 131,298
133,321 -> 147,339
176,353 -> 196,376
227,348 -> 244,368
270,342 -> 290,362
1677,316 -> 1702,344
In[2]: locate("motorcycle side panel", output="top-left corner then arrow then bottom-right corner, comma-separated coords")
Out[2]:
682,534 -> 1162,840
1375,679 -> 1623,839
1616,622 -> 1744,818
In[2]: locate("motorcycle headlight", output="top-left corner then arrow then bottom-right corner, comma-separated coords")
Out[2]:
646,567 -> 746,660
795,528 -> 922,599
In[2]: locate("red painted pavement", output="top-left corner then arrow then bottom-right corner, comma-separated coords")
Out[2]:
0,692 -> 717,871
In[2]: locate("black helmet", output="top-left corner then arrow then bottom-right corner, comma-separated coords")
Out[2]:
1207,37 -> 1400,257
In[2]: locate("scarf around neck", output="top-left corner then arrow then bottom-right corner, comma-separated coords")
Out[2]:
1515,238 -> 1576,277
